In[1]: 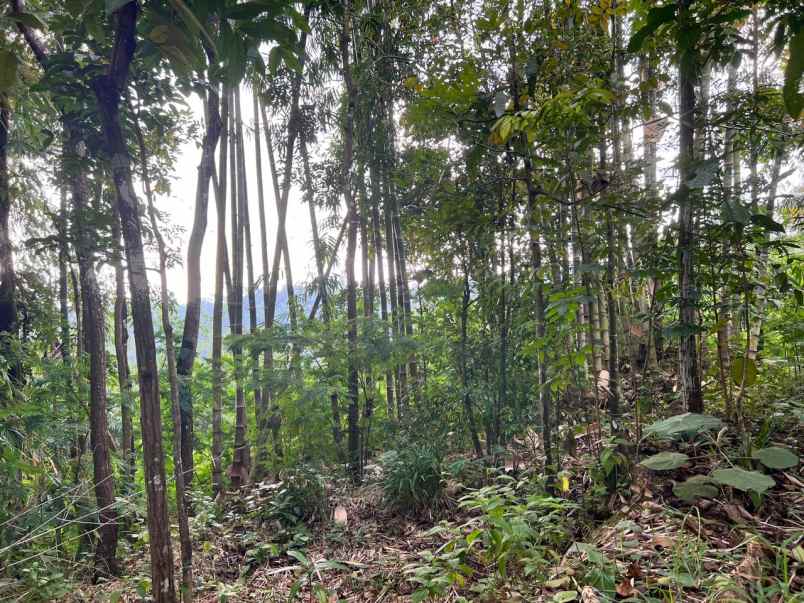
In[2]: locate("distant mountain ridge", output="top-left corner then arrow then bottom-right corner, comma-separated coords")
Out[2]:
137,287 -> 298,363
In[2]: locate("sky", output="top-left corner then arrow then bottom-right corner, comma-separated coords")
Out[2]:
161,92 -> 323,302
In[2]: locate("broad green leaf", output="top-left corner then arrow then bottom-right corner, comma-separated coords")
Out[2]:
11,12 -> 46,30
627,5 -> 676,53
644,413 -> 723,440
711,468 -> 775,494
731,357 -> 757,387
783,29 -> 804,118
0,50 -> 19,93
552,591 -> 578,603
753,447 -> 798,470
750,213 -> 785,233
640,451 -> 689,471
673,475 -> 719,502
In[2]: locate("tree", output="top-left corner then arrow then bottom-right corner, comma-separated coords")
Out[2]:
91,3 -> 175,599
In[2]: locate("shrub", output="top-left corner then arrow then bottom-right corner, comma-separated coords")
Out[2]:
259,464 -> 327,527
381,447 -> 443,515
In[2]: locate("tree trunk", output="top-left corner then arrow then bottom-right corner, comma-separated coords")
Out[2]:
340,0 -> 361,483
135,105 -> 194,603
460,267 -> 483,457
111,211 -> 135,494
676,0 -> 703,413
252,92 -> 271,479
176,75 -> 221,489
66,130 -> 118,578
368,160 -> 395,419
212,88 -> 230,496
747,151 -> 783,361
90,3 -> 175,599
228,88 -> 249,489
234,88 -> 262,481
0,94 -> 16,364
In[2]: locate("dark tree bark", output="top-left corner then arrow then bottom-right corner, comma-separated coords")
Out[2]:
228,88 -> 249,489
176,69 -> 222,488
212,88 -> 230,496
0,94 -> 16,362
252,92 -> 272,479
135,105 -> 194,602
676,0 -> 703,413
234,89 -> 261,466
460,267 -> 483,458
90,3 -> 175,599
66,132 -> 118,578
111,212 -> 135,494
340,0 -> 361,483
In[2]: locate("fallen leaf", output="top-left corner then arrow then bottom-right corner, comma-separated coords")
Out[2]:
652,534 -> 674,549
580,586 -> 601,603
616,579 -> 637,597
545,576 -> 571,589
334,505 -> 348,525
735,542 -> 764,580
723,503 -> 744,524
626,562 -> 643,579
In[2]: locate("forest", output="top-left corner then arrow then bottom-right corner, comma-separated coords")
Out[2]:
0,0 -> 803,601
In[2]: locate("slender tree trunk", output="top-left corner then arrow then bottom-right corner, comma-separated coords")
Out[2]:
66,131 -> 118,578
748,152 -> 783,361
460,267 -> 483,457
340,0 -> 361,483
176,77 -> 222,489
676,0 -> 703,413
229,88 -> 249,489
58,188 -> 70,362
639,54 -> 661,370
0,94 -> 16,366
368,163 -> 395,418
235,88 -> 262,478
212,89 -> 230,496
111,212 -> 135,494
135,106 -> 194,603
90,4 -> 175,599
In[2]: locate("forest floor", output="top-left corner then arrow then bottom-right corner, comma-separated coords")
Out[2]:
66,413 -> 803,602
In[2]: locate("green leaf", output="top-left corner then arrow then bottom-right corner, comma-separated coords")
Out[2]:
0,50 -> 19,93
673,475 -> 719,502
10,12 -> 46,30
645,413 -> 723,440
627,5 -> 676,53
731,357 -> 757,387
552,591 -> 578,603
750,213 -> 785,233
753,447 -> 799,470
287,549 -> 308,565
782,28 -> 804,118
711,468 -> 775,494
688,158 -> 718,189
640,451 -> 689,471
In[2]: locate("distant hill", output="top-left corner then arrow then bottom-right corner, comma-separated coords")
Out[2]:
138,287 -> 306,363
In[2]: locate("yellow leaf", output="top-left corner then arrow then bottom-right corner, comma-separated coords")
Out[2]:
559,474 -> 570,493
